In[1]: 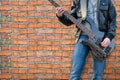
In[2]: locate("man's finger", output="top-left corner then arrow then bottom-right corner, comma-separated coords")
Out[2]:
101,39 -> 110,47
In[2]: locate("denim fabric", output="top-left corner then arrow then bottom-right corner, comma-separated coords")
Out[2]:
70,35 -> 106,80
92,58 -> 106,80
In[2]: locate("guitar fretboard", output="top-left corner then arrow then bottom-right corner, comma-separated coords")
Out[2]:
48,0 -> 95,39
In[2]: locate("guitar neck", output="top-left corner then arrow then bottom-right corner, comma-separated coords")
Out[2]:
48,0 -> 95,39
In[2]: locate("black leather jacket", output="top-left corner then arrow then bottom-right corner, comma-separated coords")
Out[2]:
57,0 -> 117,40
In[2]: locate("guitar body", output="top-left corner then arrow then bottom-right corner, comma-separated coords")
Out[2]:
82,17 -> 115,59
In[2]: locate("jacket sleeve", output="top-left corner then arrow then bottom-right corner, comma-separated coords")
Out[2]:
106,0 -> 117,41
56,0 -> 78,26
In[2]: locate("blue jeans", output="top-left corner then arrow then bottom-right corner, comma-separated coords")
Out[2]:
70,35 -> 106,80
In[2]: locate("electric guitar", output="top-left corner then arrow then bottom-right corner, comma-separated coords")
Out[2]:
48,0 -> 115,60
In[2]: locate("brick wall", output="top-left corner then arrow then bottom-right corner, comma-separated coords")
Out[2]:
0,0 -> 120,79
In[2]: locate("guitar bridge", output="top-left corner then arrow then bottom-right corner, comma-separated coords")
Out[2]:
104,47 -> 111,56
81,39 -> 107,60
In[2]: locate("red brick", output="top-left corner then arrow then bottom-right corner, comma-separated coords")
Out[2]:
10,1 -> 19,5
28,24 -> 41,28
52,41 -> 60,45
115,51 -> 120,56
12,40 -> 28,45
116,6 -> 120,11
11,1 -> 25,6
37,1 -> 45,5
20,29 -> 35,34
45,23 -> 61,28
2,33 -> 9,39
28,69 -> 44,74
38,64 -> 52,68
28,1 -> 38,6
107,74 -> 116,79
2,24 -> 9,28
61,40 -> 75,45
11,69 -> 27,74
1,69 -> 8,73
116,75 -> 120,79
115,46 -> 120,51
61,46 -> 74,51
1,0 -> 9,5
28,18 -> 37,22
12,6 -> 19,11
116,70 -> 120,74
0,74 -> 12,79
12,51 -> 19,56
38,18 -> 53,23
27,58 -> 45,62
10,12 -> 27,17
37,29 -> 53,34
62,1 -> 72,6
54,75 -> 69,79
54,29 -> 70,34
12,63 -> 28,68
1,12 -> 8,16
28,46 -> 44,50
61,63 -> 71,68
28,64 -> 37,68
13,17 -> 28,22
11,58 -> 27,62
37,41 -> 52,45
18,1 -> 27,6
62,69 -> 70,74
46,12 -> 56,17
28,35 -> 44,40
1,46 -> 9,50
54,51 -> 70,57
115,1 -> 120,6
11,24 -> 27,28
52,64 -> 61,68
36,74 -> 53,79
37,6 -> 52,11
20,75 -> 35,79
10,46 -> 27,51
46,69 -> 60,74
1,57 -> 8,62
0,52 -> 12,56
0,6 -> 12,10
46,35 -> 62,40
12,74 -> 19,79
106,58 -> 116,62
45,46 -> 61,50
20,6 -> 35,11
62,57 -> 72,62
36,51 -> 53,57
19,51 -> 35,57
46,58 -> 62,62
0,28 -> 11,33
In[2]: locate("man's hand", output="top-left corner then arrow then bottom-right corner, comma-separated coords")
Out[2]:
101,37 -> 110,47
56,7 -> 65,17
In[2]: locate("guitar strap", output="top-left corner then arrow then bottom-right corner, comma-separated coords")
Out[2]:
75,0 -> 88,43
80,0 -> 87,20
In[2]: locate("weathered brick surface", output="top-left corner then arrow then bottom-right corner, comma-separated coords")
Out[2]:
0,0 -> 120,79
